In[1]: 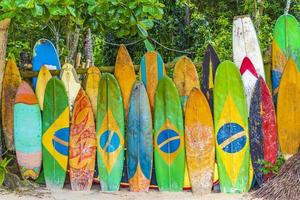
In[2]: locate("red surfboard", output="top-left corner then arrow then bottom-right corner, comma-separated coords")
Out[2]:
249,77 -> 278,187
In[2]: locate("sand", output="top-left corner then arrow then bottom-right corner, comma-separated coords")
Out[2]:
0,185 -> 253,200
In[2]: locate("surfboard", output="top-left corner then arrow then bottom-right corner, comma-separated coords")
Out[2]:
96,73 -> 124,191
14,81 -> 42,179
185,87 -> 214,194
277,58 -> 300,160
272,14 -> 300,105
173,56 -> 199,110
201,44 -> 220,112
42,77 -> 69,189
69,88 -> 96,191
114,44 -> 136,120
249,77 -> 278,187
240,57 -> 259,113
36,66 -> 52,110
60,63 -> 81,113
85,66 -> 101,117
154,76 -> 185,191
2,59 -> 22,151
214,60 -> 250,193
233,15 -> 265,79
140,51 -> 165,112
173,56 -> 199,189
127,81 -> 152,192
32,39 -> 60,88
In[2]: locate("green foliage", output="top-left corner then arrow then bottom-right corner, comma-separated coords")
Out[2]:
257,155 -> 285,175
0,157 -> 12,186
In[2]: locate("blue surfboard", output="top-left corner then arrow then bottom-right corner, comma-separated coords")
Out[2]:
32,39 -> 60,88
127,81 -> 153,192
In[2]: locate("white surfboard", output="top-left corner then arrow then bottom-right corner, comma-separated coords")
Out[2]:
233,15 -> 265,79
60,63 -> 81,114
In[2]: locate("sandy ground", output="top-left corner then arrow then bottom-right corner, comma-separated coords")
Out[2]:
0,185 -> 254,200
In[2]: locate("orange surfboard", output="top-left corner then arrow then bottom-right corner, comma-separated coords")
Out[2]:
85,67 -> 101,117
69,88 -> 96,191
2,59 -> 22,151
114,45 -> 136,120
185,88 -> 215,194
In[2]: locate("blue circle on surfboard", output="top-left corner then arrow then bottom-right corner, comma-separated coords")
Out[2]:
217,123 -> 246,153
52,128 -> 69,156
100,130 -> 120,153
157,129 -> 180,153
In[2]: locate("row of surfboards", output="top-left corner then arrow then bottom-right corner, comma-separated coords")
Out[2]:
0,13 -> 299,194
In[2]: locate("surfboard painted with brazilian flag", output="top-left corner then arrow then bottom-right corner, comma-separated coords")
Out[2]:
213,61 -> 250,193
96,73 -> 125,191
42,77 -> 70,189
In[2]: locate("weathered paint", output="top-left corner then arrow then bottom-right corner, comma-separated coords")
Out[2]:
60,63 -> 81,114
140,51 -> 165,112
14,81 -> 42,179
36,66 -> 52,110
240,57 -> 258,113
127,81 -> 152,192
154,76 -> 185,191
96,73 -> 124,191
42,78 -> 69,189
185,88 -> 214,194
277,58 -> 300,159
214,61 -> 250,193
233,15 -> 265,79
114,44 -> 136,120
2,59 -> 22,151
201,44 -> 220,113
32,39 -> 60,88
85,67 -> 101,117
249,77 -> 278,187
272,14 -> 300,105
173,56 -> 200,189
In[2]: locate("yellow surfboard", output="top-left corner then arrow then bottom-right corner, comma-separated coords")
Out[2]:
185,88 -> 215,194
277,58 -> 300,159
114,44 -> 136,120
173,56 -> 200,110
36,66 -> 52,110
2,59 -> 22,151
85,67 -> 101,118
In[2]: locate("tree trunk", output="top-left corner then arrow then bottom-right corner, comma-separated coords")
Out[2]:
67,27 -> 80,65
0,18 -> 11,99
84,28 -> 94,67
0,18 -> 10,159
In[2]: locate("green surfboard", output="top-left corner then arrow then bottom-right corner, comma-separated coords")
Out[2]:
42,77 -> 69,189
96,73 -> 125,191
154,76 -> 185,191
214,61 -> 250,193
